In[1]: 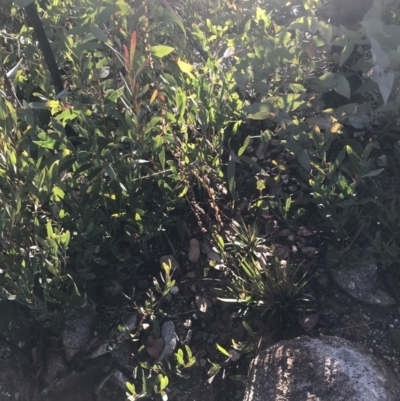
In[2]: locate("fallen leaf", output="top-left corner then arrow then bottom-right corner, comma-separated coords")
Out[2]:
188,238 -> 201,263
146,334 -> 165,359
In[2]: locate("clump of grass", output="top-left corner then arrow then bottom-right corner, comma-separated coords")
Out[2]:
215,220 -> 313,324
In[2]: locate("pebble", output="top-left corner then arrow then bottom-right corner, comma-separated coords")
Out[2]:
170,286 -> 179,295
157,321 -> 177,362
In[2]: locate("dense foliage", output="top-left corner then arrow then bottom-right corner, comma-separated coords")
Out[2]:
1,0 -> 400,398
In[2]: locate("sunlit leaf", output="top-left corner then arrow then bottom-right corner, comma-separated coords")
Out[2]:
151,45 -> 174,58
216,343 -> 231,357
177,58 -> 194,74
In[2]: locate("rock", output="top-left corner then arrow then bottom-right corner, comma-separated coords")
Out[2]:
110,370 -> 129,390
36,360 -> 113,401
301,246 -> 318,257
146,334 -> 165,359
43,352 -> 69,386
188,238 -> 201,263
0,338 -> 35,401
244,336 -> 400,401
331,263 -> 395,307
170,286 -> 179,295
63,300 -> 96,361
298,313 -> 320,332
327,247 -> 395,307
87,313 -> 138,360
388,328 -> 400,354
157,321 -> 177,362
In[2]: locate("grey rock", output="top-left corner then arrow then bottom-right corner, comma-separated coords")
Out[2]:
43,352 -> 68,386
36,360 -> 113,401
244,336 -> 400,401
63,300 -> 96,361
111,344 -> 130,367
388,328 -> 400,354
157,321 -> 177,362
327,247 -> 395,306
110,370 -> 129,390
331,264 -> 395,306
0,338 -> 35,401
87,313 -> 138,360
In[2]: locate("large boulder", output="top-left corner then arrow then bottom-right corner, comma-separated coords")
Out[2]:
244,336 -> 400,401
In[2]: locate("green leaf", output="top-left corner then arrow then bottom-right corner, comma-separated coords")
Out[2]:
298,149 -> 311,171
159,148 -> 166,170
160,375 -> 169,391
238,136 -> 251,156
150,45 -> 174,58
104,164 -> 116,181
339,43 -> 354,67
242,321 -> 254,337
52,186 -> 65,200
115,0 -> 130,15
175,352 -> 185,366
185,345 -> 193,358
14,0 -> 34,7
90,26 -> 108,42
227,159 -> 236,198
361,168 -> 384,178
126,382 -> 136,395
317,72 -> 337,89
216,343 -> 231,358
162,7 -> 185,35
283,140 -> 303,156
335,75 -> 351,99
33,139 -> 66,150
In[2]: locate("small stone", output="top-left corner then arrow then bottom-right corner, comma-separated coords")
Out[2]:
188,239 -> 201,263
200,242 -> 211,254
298,314 -> 320,332
301,246 -> 318,257
298,226 -> 312,236
278,229 -> 292,237
229,349 -> 241,362
170,286 -> 179,295
157,321 -> 177,362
